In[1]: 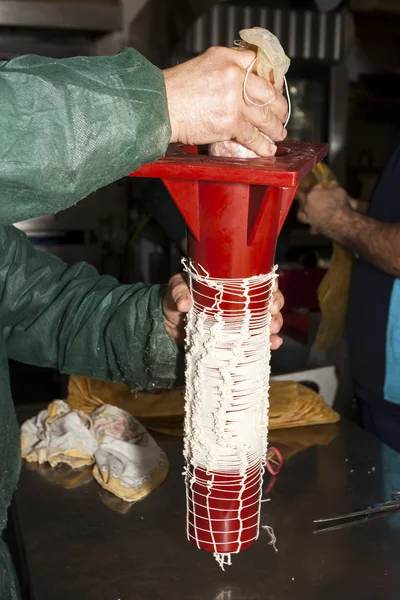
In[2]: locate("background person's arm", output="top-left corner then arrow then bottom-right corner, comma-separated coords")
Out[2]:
325,211 -> 400,277
297,182 -> 400,277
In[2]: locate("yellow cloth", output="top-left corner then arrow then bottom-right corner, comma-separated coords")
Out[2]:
67,376 -> 340,436
91,405 -> 168,502
68,376 -> 185,436
298,162 -> 353,350
268,381 -> 340,429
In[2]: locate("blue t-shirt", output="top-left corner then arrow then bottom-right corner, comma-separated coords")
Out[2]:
348,139 -> 400,408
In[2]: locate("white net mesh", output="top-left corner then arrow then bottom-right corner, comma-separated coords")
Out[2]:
182,259 -> 277,568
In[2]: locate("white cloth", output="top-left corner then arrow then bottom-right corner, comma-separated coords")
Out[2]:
21,401 -> 168,502
21,400 -> 97,468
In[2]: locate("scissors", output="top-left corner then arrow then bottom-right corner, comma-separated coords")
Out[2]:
313,492 -> 400,533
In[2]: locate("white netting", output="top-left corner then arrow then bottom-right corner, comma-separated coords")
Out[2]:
182,259 -> 277,568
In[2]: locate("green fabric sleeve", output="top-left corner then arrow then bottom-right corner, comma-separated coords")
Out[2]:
0,226 -> 180,390
0,49 -> 171,224
0,540 -> 20,600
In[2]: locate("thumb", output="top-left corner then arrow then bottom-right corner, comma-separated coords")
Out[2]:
175,295 -> 192,314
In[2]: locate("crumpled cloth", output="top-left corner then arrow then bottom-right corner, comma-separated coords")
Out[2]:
21,400 -> 168,502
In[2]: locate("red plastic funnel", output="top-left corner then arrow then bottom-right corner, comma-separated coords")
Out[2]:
128,140 -> 328,556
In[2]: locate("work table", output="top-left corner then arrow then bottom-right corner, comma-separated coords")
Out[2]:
11,411 -> 400,600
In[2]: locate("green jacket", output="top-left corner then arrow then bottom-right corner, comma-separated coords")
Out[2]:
0,49 -> 179,598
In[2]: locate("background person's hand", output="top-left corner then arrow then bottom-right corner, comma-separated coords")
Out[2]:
163,273 -> 191,347
163,273 -> 284,349
297,181 -> 352,238
163,46 -> 288,157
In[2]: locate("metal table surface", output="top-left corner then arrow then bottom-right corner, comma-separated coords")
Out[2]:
12,417 -> 400,600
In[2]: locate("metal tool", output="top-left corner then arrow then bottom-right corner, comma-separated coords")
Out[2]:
314,492 -> 400,533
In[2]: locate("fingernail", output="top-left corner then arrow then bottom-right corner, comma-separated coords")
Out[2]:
176,295 -> 188,305
277,336 -> 283,347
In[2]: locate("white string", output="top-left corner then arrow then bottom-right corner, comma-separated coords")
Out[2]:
182,259 -> 277,568
283,75 -> 291,128
262,525 -> 278,552
243,58 -> 275,108
243,57 -> 292,128
214,553 -> 232,571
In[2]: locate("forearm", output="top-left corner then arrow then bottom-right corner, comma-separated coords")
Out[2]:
0,49 -> 171,224
58,282 -> 182,390
329,209 -> 400,277
7,276 -> 181,390
0,226 -> 180,389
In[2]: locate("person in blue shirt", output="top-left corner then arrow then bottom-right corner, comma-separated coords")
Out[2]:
297,139 -> 400,451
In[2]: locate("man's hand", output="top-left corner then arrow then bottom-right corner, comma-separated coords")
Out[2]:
163,274 -> 192,347
269,277 -> 284,349
297,181 -> 352,238
163,273 -> 284,349
163,47 -> 288,157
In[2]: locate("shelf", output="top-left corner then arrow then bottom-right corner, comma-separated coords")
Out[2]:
0,1 -> 121,32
